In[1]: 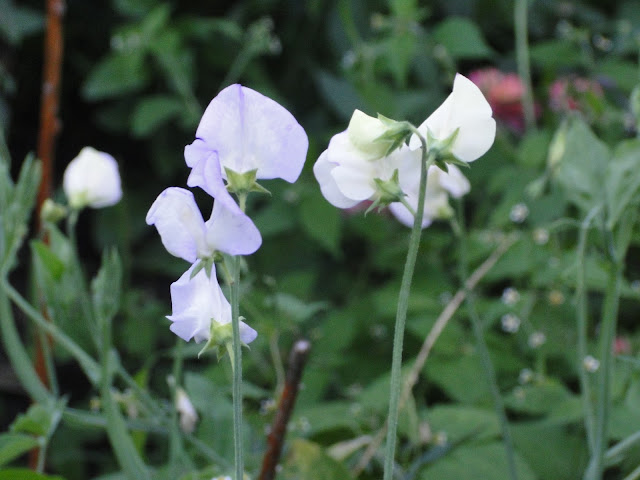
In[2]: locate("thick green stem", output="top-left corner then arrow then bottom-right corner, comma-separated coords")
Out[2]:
231,254 -> 244,480
382,135 -> 435,480
515,0 -> 536,131
454,207 -> 518,480
584,259 -> 623,480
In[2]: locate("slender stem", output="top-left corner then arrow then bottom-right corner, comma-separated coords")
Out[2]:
353,234 -> 518,477
382,132 -> 435,480
585,258 -> 623,480
577,206 -> 602,453
169,339 -> 185,464
515,0 -> 536,131
606,429 -> 640,462
622,464 -> 640,480
231,254 -> 244,480
454,208 -> 518,480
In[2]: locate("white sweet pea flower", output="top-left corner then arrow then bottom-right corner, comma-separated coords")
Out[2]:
388,164 -> 470,228
63,147 -> 122,209
313,110 -> 418,209
411,73 -> 496,163
146,186 -> 261,262
168,264 -> 257,348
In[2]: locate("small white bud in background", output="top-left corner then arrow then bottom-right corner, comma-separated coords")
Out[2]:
583,355 -> 600,373
63,147 -> 122,209
175,387 -> 198,434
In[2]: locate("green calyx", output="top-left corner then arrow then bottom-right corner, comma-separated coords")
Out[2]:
425,127 -> 469,170
367,169 -> 406,214
225,168 -> 271,198
375,114 -> 414,157
190,255 -> 222,280
198,316 -> 251,367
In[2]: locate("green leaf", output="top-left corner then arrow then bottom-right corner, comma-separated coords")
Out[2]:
91,249 -> 122,325
131,96 -> 183,137
10,406 -> 50,437
504,380 -> 576,415
419,443 -> 536,480
283,439 -> 354,480
31,241 -> 65,281
0,469 -> 66,480
82,53 -> 150,101
432,17 -> 493,59
551,117 -> 610,213
530,40 -> 583,70
0,434 -> 40,467
427,405 -> 500,444
299,190 -> 342,257
605,139 -> 640,229
314,70 -> 362,121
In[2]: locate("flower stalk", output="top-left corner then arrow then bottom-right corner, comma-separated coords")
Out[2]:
382,130 -> 436,480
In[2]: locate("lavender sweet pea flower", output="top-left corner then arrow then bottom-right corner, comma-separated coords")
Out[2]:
185,84 -> 308,197
146,186 -> 261,262
167,264 -> 257,345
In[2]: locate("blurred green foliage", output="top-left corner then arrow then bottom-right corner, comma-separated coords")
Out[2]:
2,0 -> 640,479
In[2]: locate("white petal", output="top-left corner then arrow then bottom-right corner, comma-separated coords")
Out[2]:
438,165 -> 471,198
328,132 -> 377,202
313,150 -> 360,208
63,147 -> 122,209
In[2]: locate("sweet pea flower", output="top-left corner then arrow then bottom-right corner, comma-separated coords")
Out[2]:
146,186 -> 261,262
168,264 -> 257,349
185,84 -> 308,198
63,147 -> 122,209
388,164 -> 470,228
411,73 -> 496,163
313,110 -> 418,209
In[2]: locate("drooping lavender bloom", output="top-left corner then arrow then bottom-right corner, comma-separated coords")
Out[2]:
167,264 -> 257,346
145,186 -> 261,262
185,84 -> 309,198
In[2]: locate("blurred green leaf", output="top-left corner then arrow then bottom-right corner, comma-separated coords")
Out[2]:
314,70 -> 362,121
0,434 -> 39,467
432,17 -> 493,59
605,139 -> 640,229
91,249 -> 122,324
552,117 -> 610,213
0,0 -> 43,45
31,241 -> 65,281
299,191 -> 342,257
131,96 -> 184,137
419,442 -> 536,479
282,439 -> 354,480
530,40 -> 583,69
82,53 -> 150,101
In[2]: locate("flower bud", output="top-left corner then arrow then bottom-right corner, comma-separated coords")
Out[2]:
63,147 -> 122,209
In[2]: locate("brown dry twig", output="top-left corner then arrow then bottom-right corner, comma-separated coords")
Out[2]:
259,339 -> 312,480
352,233 -> 519,476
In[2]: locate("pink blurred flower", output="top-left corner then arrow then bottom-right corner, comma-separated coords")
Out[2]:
548,76 -> 603,114
613,336 -> 631,355
468,68 -> 531,133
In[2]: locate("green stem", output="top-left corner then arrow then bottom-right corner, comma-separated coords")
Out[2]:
584,258 -> 623,480
454,207 -> 518,480
231,254 -> 244,480
169,339 -> 185,465
0,284 -> 51,404
382,132 -> 436,480
515,0 -> 536,131
606,429 -> 640,463
577,205 -> 602,454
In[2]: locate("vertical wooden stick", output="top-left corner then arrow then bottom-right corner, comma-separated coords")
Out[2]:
258,339 -> 311,480
29,0 -> 65,470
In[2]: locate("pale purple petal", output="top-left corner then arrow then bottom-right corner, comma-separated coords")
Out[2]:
204,195 -> 262,255
187,151 -> 229,200
188,84 -> 308,182
313,150 -> 360,208
239,322 -> 258,344
146,187 -> 207,263
168,265 -> 223,343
